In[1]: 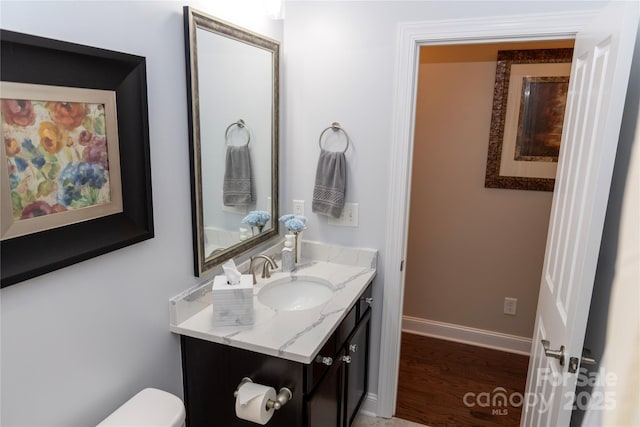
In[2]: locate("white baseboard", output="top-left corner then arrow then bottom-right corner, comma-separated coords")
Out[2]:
358,393 -> 378,417
402,316 -> 532,355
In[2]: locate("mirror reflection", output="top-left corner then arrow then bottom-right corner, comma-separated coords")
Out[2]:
184,7 -> 279,276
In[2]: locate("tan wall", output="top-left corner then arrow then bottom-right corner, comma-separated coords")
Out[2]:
403,40 -> 574,338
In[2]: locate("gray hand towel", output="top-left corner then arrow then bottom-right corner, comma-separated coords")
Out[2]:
223,145 -> 253,206
312,149 -> 346,218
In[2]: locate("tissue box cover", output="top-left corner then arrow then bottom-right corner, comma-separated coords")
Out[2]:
211,274 -> 254,326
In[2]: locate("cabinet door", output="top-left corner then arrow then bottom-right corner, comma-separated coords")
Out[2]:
181,336 -> 304,427
307,349 -> 345,427
344,310 -> 371,426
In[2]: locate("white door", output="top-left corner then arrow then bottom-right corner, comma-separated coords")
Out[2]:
522,2 -> 639,426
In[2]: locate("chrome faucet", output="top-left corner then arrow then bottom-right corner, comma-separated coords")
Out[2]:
249,255 -> 279,284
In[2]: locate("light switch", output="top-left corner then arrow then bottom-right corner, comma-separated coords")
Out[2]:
328,203 -> 359,227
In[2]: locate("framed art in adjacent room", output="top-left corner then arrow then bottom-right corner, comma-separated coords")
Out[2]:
1,30 -> 153,287
485,48 -> 573,192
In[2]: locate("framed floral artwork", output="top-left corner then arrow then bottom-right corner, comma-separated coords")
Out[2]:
484,48 -> 573,192
1,30 -> 153,287
1,83 -> 123,239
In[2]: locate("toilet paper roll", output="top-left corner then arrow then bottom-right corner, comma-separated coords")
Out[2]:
234,382 -> 277,425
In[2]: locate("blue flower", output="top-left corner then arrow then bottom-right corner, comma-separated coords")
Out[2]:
21,139 -> 37,154
285,218 -> 305,232
32,155 -> 45,169
15,157 -> 28,172
279,214 -> 295,223
242,210 -> 271,227
57,162 -> 108,206
9,173 -> 20,188
242,214 -> 258,226
279,213 -> 307,233
255,211 -> 271,224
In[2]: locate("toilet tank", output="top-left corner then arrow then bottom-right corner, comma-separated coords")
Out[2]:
97,388 -> 185,427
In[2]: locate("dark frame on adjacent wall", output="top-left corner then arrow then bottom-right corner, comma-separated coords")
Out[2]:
1,30 -> 154,287
484,48 -> 573,192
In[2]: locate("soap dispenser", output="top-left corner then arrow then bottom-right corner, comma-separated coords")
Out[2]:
281,234 -> 296,272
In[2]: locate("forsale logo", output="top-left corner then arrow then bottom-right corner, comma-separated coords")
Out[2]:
463,387 -> 552,415
462,368 -> 618,415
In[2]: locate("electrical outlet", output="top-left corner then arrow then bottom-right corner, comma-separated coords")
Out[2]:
328,203 -> 359,227
504,297 -> 517,316
293,200 -> 305,216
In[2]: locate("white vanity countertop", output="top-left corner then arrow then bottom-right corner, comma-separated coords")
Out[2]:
169,241 -> 377,364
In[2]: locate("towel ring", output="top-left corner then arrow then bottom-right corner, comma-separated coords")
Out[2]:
319,122 -> 349,153
225,119 -> 251,147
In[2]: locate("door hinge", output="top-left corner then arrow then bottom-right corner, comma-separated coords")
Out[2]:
400,260 -> 404,272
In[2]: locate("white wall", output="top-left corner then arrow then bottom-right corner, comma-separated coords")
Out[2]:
282,0 -> 605,402
0,1 -> 282,426
1,1 -> 611,425
199,28 -> 274,232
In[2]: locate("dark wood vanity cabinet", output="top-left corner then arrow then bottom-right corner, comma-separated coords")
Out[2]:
306,346 -> 345,427
307,309 -> 370,427
343,309 -> 370,426
180,284 -> 372,427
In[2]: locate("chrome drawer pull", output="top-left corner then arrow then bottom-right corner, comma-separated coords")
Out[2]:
315,355 -> 333,366
349,344 -> 358,353
342,355 -> 352,364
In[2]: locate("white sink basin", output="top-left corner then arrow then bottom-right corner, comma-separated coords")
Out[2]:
258,276 -> 335,311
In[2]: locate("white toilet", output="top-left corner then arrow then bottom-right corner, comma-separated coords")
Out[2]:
97,388 -> 186,427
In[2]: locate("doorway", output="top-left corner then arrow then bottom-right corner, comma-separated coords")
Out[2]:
395,40 -> 573,426
376,10 -> 598,419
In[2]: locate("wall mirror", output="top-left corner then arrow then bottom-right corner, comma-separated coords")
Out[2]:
184,6 -> 279,276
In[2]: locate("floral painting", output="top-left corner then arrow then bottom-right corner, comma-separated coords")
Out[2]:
2,98 -> 112,221
2,31 -> 150,287
1,82 -> 122,241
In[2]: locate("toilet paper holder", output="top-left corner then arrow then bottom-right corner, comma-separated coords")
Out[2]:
234,377 -> 293,410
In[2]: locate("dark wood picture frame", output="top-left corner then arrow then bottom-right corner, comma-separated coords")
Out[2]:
1,30 -> 153,287
485,48 -> 573,192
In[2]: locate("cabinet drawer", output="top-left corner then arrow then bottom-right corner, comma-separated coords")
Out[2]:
306,333 -> 336,394
358,284 -> 373,319
336,305 -> 357,349
306,348 -> 345,427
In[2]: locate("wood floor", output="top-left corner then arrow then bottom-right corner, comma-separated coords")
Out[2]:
396,333 -> 529,427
